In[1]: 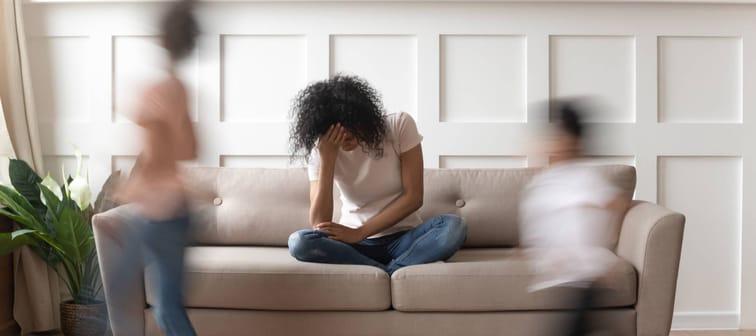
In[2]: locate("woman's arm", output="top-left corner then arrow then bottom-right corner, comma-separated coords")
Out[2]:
309,125 -> 346,226
320,144 -> 424,242
309,175 -> 334,227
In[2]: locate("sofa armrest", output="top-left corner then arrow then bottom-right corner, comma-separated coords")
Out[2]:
616,201 -> 685,336
93,206 -> 145,336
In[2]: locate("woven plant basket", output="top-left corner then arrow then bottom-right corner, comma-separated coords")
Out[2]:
60,301 -> 108,336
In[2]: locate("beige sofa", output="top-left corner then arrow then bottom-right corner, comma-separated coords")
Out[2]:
93,165 -> 685,336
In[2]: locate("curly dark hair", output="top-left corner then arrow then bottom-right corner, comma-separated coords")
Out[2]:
161,0 -> 199,61
290,75 -> 387,161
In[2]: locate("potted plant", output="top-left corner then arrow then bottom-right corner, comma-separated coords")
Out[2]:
0,150 -> 120,336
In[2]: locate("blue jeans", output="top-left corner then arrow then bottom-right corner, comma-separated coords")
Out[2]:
288,214 -> 467,274
110,212 -> 196,336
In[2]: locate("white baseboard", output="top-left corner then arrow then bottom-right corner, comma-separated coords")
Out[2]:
671,312 -> 740,330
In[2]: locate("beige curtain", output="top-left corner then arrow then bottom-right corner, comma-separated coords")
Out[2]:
0,0 -> 61,334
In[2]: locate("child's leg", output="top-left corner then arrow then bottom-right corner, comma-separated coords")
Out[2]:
142,216 -> 196,336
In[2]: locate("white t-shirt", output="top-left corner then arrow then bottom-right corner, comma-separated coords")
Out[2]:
308,112 -> 424,238
519,161 -> 623,290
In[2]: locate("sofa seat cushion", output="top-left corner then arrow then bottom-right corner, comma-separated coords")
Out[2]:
145,246 -> 391,311
391,248 -> 637,312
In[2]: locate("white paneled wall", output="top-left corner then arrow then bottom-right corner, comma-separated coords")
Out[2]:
550,35 -> 636,122
658,36 -> 743,123
221,35 -> 307,122
440,35 -> 527,123
22,1 -> 756,329
659,156 -> 743,328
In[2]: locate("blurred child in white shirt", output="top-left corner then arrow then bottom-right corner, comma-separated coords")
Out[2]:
519,99 -> 630,335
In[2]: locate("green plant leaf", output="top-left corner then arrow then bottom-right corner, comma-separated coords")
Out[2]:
3,159 -> 102,304
9,159 -> 45,216
0,209 -> 36,230
30,243 -> 62,269
23,228 -> 64,255
0,211 -> 65,258
56,256 -> 79,303
49,207 -> 93,302
11,228 -> 35,239
40,184 -> 68,238
40,175 -> 62,207
53,207 -> 94,266
0,229 -> 37,255
0,185 -> 46,232
40,184 -> 64,217
77,249 -> 102,303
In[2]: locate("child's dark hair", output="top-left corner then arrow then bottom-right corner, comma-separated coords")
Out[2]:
550,100 -> 584,139
161,0 -> 199,61
290,75 -> 387,161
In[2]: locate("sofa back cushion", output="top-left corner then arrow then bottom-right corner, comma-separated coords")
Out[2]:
184,165 -> 636,247
419,166 -> 636,247
185,168 -> 311,246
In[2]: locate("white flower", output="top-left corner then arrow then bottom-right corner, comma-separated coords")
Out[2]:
66,145 -> 92,210
40,174 -> 62,206
69,174 -> 91,210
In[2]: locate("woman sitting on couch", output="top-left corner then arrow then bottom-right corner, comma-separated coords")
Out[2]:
287,75 -> 467,275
